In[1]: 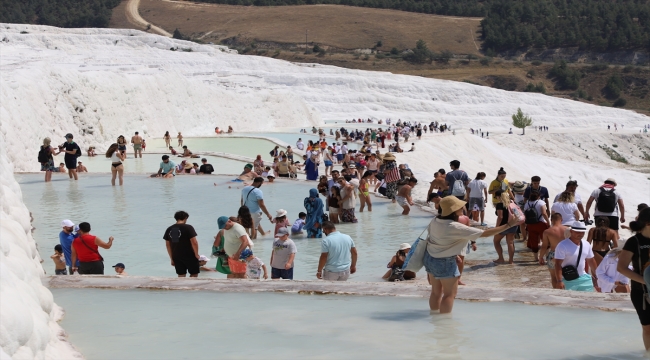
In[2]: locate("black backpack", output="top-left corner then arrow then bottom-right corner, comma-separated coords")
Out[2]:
596,187 -> 617,213
524,201 -> 540,224
37,146 -> 49,163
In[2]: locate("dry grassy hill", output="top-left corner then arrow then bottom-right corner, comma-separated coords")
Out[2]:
109,0 -> 649,115
110,0 -> 482,54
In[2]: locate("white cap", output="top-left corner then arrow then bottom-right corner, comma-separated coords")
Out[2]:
198,255 -> 210,262
61,219 -> 74,228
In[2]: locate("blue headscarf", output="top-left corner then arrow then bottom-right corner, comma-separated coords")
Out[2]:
304,188 -> 324,230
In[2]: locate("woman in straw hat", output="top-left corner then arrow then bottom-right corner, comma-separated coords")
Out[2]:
425,196 -> 519,313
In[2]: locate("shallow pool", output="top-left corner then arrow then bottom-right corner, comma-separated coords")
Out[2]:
52,289 -> 643,359
67,154 -> 247,175
19,174 -> 533,280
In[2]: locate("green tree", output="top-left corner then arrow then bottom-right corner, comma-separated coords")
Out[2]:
512,108 -> 533,135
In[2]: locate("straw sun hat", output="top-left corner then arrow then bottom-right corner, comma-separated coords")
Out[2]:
440,197 -> 467,217
382,153 -> 396,161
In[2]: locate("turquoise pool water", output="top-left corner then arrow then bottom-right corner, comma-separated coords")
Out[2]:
19,174 -> 533,280
52,289 -> 643,359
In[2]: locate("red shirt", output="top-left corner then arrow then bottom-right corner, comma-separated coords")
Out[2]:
72,234 -> 102,262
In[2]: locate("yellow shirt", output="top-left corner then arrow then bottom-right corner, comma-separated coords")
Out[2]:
488,179 -> 510,204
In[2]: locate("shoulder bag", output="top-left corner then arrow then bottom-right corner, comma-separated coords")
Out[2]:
561,240 -> 582,281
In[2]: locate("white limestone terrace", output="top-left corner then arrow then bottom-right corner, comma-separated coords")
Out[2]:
1,23 -> 648,359
47,276 -> 634,313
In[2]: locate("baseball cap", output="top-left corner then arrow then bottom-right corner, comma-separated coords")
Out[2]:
245,163 -> 253,169
112,263 -> 125,269
198,255 -> 210,262
61,219 -> 74,228
239,248 -> 253,260
604,178 -> 617,185
275,227 -> 290,237
569,221 -> 587,232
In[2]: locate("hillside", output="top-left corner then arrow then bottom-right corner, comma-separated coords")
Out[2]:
110,0 -> 483,54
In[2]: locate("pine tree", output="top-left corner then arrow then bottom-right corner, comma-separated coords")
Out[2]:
512,108 -> 533,135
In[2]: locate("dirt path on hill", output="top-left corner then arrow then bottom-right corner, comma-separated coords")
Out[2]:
125,0 -> 172,37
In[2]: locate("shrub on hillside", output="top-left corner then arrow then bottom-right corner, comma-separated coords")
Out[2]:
604,73 -> 624,99
613,97 -> 627,107
479,57 -> 490,66
403,40 -> 433,64
548,60 -> 582,90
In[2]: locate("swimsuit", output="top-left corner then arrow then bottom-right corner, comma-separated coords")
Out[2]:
594,249 -> 609,258
396,195 -> 408,207
545,250 -> 555,270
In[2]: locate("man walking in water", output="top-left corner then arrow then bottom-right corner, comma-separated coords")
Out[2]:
317,222 -> 357,281
163,211 -> 200,278
241,177 -> 273,239
59,219 -> 79,275
131,131 -> 143,158
539,213 -> 567,289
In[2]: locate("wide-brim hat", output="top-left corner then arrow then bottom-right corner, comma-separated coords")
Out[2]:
275,209 -> 287,218
440,197 -> 467,217
399,243 -> 411,251
184,163 -> 193,169
383,153 -> 396,161
512,181 -> 527,192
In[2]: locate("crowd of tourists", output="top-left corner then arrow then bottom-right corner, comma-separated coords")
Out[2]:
42,124 -> 650,350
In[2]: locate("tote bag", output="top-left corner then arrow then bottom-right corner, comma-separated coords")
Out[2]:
403,227 -> 429,273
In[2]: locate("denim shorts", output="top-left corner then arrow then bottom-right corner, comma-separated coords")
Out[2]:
423,252 -> 460,279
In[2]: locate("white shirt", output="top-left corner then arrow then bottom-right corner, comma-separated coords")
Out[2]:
551,202 -> 579,223
590,187 -> 622,217
554,239 -> 594,277
296,141 -> 304,150
467,179 -> 488,199
110,152 -> 121,163
596,252 -> 631,293
246,257 -> 265,279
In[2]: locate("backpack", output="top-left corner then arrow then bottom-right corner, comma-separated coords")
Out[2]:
450,172 -> 466,197
524,201 -> 541,224
596,187 -> 617,213
37,146 -> 49,163
507,202 -> 526,225
269,150 -> 274,156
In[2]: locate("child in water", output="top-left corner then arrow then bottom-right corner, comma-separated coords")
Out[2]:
291,212 -> 307,235
51,245 -> 67,275
272,209 -> 290,235
240,249 -> 267,280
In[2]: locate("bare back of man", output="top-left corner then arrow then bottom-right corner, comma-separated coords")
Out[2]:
539,218 -> 568,289
428,173 -> 448,196
131,135 -> 143,158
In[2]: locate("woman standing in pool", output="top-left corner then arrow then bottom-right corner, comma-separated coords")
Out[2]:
617,208 -> 650,350
304,188 -> 324,238
358,171 -> 373,212
106,143 -> 126,186
426,197 -> 518,313
164,131 -> 171,148
177,132 -> 183,147
39,137 -> 60,182
117,135 -> 127,157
